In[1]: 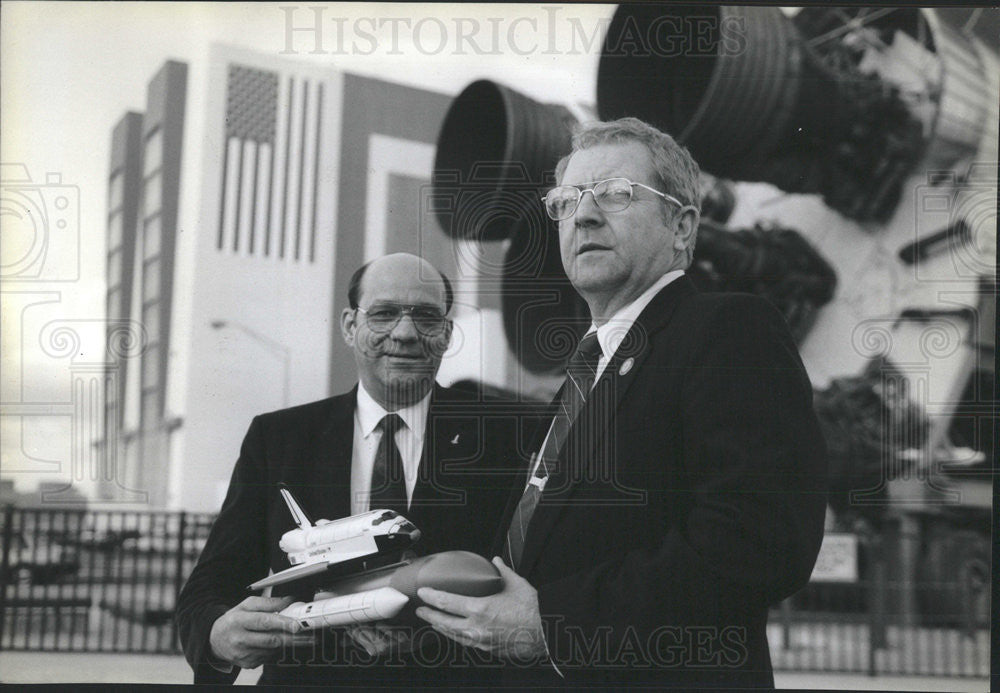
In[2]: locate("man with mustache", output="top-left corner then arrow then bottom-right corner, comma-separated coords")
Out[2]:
177,252 -> 514,685
416,118 -> 828,688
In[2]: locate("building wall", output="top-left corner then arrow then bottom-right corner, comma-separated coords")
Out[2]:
161,47 -> 516,512
99,62 -> 187,507
100,48 -> 519,511
134,61 -> 187,507
101,111 -> 144,501
168,47 -> 344,511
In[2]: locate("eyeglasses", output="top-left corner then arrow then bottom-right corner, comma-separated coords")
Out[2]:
541,177 -> 686,221
356,304 -> 449,335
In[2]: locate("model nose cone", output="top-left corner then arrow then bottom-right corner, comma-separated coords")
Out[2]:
366,586 -> 411,620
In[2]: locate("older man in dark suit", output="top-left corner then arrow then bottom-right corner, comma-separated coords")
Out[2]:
416,118 -> 828,688
176,253 -> 516,685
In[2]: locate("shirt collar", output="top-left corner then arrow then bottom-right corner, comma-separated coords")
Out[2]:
591,270 -> 685,360
356,382 -> 431,439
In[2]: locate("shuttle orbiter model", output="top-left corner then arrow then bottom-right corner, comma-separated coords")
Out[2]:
248,483 -> 421,591
249,485 -> 503,629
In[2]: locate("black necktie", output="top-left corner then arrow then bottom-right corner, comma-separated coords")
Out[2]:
504,332 -> 602,570
370,413 -> 408,516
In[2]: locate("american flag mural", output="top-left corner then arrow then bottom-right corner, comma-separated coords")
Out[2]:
218,64 -> 324,262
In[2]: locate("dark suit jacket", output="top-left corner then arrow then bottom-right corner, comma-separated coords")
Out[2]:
176,383 -> 519,686
492,277 -> 828,688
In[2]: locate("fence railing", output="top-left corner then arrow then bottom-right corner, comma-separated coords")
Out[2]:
769,525 -> 990,678
0,506 -> 990,678
769,582 -> 989,677
0,505 -> 214,653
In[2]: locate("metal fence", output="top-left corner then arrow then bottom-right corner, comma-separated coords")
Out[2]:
0,506 -> 990,678
769,581 -> 989,678
769,526 -> 990,678
0,505 -> 214,653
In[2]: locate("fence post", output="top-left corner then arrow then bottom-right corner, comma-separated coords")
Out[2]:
868,553 -> 887,677
0,505 -> 15,650
171,511 -> 187,651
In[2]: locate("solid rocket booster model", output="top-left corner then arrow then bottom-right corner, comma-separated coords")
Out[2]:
252,485 -> 504,630
280,587 -> 411,628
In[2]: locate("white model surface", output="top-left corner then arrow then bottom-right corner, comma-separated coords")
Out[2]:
248,484 -> 420,590
280,587 -> 410,629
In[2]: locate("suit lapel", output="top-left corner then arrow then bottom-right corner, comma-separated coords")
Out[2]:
410,385 -> 466,512
591,276 -> 695,445
493,388 -> 562,557
516,276 -> 696,576
315,388 -> 356,520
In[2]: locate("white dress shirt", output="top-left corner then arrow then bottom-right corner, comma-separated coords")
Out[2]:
350,383 -> 431,515
206,385 -> 431,674
528,270 -> 685,482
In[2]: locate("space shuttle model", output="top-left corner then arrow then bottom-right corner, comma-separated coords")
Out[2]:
249,484 -> 503,630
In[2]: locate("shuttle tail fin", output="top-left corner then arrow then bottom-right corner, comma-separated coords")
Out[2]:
278,483 -> 314,529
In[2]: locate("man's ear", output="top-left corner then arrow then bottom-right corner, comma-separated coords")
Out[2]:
672,206 -> 699,254
428,318 -> 454,360
341,307 -> 357,346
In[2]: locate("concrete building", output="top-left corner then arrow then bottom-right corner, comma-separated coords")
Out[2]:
100,46 -> 510,512
99,62 -> 188,506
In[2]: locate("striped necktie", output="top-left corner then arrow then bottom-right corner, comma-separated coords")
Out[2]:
505,331 -> 602,570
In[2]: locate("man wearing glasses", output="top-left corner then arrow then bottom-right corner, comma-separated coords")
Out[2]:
177,253 -> 515,685
417,118 -> 827,687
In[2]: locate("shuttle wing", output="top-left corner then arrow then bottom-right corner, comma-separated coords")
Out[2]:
249,540 -> 388,591
250,561 -> 329,590
249,561 -> 330,591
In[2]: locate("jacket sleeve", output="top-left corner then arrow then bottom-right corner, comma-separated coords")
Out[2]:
175,416 -> 271,684
536,295 -> 828,665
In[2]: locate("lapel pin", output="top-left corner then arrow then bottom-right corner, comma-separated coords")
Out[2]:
450,434 -> 460,445
619,357 -> 634,376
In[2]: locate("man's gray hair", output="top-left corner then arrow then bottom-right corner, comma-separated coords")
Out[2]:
555,117 -> 701,213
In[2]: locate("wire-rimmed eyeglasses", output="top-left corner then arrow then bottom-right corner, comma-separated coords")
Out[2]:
356,304 -> 449,335
541,177 -> 686,221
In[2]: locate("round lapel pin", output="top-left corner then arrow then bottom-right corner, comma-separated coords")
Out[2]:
619,357 -> 634,376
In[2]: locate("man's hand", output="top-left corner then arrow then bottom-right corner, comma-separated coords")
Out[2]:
346,622 -> 414,657
209,596 -> 315,669
415,557 -> 547,662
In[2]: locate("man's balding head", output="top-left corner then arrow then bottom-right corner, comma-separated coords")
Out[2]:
348,254 -> 453,314
340,254 -> 454,410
